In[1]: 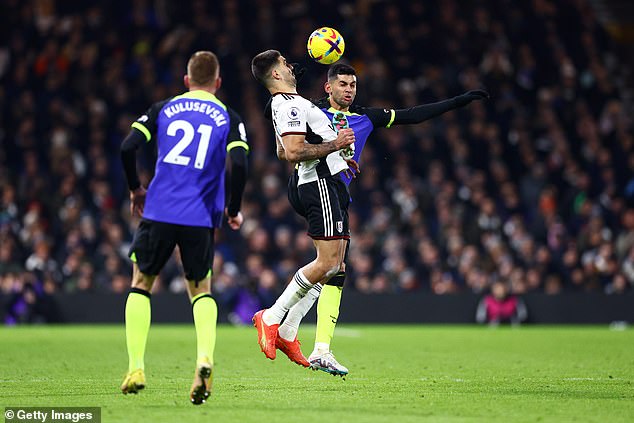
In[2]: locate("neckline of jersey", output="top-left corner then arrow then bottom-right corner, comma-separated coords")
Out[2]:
327,106 -> 361,116
272,92 -> 300,96
172,90 -> 226,110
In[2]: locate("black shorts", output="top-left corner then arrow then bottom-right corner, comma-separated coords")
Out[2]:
288,171 -> 350,240
129,218 -> 214,281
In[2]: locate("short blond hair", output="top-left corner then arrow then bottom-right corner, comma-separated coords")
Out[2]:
187,51 -> 219,86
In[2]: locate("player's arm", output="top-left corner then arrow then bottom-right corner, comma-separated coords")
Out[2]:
120,130 -> 145,192
120,101 -> 165,216
281,129 -> 355,162
364,90 -> 490,128
275,135 -> 287,161
225,108 -> 249,228
274,100 -> 354,162
263,98 -> 290,161
263,99 -> 289,161
264,98 -> 351,161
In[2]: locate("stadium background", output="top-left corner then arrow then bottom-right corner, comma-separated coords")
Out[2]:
1,0 -> 633,324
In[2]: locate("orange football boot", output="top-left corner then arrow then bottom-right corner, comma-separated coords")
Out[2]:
252,310 -> 279,359
276,336 -> 310,367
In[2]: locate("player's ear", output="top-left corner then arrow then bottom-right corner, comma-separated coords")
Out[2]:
325,81 -> 332,95
184,75 -> 190,89
215,76 -> 222,90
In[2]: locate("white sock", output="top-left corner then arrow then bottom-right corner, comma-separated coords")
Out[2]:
312,342 -> 330,357
263,270 -> 313,325
278,283 -> 322,341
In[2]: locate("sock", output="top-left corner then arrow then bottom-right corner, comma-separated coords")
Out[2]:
125,288 -> 151,372
263,270 -> 313,325
313,273 -> 344,355
192,293 -> 218,366
278,283 -> 322,341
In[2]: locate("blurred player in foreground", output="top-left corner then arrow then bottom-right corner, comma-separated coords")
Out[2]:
119,51 -> 249,404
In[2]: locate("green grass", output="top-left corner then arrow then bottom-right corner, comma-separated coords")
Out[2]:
0,325 -> 633,423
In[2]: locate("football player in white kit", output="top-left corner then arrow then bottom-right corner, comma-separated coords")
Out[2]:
251,49 -> 355,374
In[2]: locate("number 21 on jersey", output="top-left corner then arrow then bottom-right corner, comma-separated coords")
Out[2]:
163,120 -> 213,169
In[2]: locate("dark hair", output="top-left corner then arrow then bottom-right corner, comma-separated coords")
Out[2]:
187,51 -> 219,86
251,49 -> 281,86
327,63 -> 356,80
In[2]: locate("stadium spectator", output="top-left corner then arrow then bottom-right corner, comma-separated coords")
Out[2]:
476,280 -> 528,325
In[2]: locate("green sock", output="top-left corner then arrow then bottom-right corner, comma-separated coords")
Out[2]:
125,289 -> 151,372
192,293 -> 218,366
315,284 -> 343,346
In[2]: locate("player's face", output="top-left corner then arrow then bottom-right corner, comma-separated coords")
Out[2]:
276,56 -> 296,87
328,75 -> 357,108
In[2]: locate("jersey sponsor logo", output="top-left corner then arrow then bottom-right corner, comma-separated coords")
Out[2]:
288,107 -> 300,120
138,114 -> 149,122
287,121 -> 301,127
332,112 -> 349,132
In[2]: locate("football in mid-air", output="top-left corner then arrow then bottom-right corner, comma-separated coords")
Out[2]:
307,27 -> 345,64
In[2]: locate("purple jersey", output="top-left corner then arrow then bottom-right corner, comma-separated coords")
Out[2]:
316,102 -> 394,186
131,90 -> 248,228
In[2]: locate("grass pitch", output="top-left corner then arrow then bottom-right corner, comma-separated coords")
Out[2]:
0,324 -> 632,422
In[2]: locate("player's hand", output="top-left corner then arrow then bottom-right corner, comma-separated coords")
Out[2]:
456,89 -> 490,106
343,158 -> 360,179
290,63 -> 307,82
334,128 -> 355,149
225,209 -> 244,230
130,187 -> 146,217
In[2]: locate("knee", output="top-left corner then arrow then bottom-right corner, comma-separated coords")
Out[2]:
314,258 -> 341,281
131,266 -> 155,292
324,265 -> 340,280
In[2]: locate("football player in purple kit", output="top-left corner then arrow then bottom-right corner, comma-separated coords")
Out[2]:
119,51 -> 249,405
275,63 -> 489,376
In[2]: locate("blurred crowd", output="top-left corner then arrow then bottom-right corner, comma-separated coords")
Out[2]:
1,0 -> 633,323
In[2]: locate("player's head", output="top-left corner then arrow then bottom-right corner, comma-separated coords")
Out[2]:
325,63 -> 357,109
184,51 -> 221,92
251,49 -> 296,91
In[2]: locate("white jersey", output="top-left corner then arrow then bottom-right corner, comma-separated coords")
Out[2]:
271,93 -> 348,185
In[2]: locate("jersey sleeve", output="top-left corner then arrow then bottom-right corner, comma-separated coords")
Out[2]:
226,107 -> 249,153
130,99 -> 170,142
273,98 -> 307,137
225,107 -> 249,217
355,106 -> 395,128
362,98 -> 465,128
